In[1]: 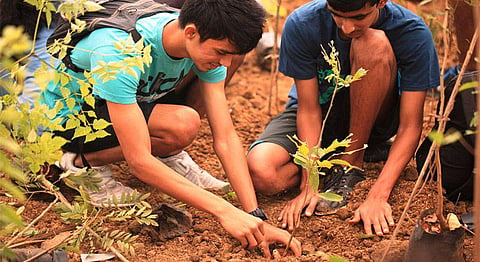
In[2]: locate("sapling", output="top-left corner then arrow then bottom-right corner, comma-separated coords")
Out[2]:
283,41 -> 367,257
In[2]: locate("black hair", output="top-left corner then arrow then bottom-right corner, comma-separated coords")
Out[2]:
0,0 -> 49,39
326,0 -> 381,12
179,0 -> 266,54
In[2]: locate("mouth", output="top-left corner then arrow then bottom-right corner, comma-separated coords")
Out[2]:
209,63 -> 220,70
345,31 -> 362,38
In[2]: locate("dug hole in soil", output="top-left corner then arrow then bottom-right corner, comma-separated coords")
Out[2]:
3,0 -> 476,261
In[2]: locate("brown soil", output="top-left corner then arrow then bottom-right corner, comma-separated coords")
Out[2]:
3,0 -> 476,261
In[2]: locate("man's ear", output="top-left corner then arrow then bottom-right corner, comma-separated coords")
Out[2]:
377,0 -> 388,8
184,24 -> 198,39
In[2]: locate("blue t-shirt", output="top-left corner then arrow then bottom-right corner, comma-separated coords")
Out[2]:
280,0 -> 440,108
41,12 -> 226,121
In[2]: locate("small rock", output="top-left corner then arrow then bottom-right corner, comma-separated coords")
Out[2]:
402,166 -> 418,181
302,243 -> 316,254
243,91 -> 254,99
192,236 -> 202,245
208,246 -> 218,256
305,231 -> 314,238
336,208 -> 352,220
353,250 -> 363,258
363,239 -> 374,247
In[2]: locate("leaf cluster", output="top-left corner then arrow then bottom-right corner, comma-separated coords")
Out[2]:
1,0 -> 157,258
56,191 -> 157,256
288,134 -> 363,202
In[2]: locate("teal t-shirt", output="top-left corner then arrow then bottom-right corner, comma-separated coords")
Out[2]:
41,12 -> 226,121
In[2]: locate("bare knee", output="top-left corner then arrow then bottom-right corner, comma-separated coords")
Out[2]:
150,106 -> 200,150
169,107 -> 200,146
247,147 -> 295,195
350,29 -> 395,70
247,155 -> 279,195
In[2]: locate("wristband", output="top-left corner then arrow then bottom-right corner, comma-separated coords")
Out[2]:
249,207 -> 268,221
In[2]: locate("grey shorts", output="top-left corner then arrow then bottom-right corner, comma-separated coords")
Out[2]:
249,88 -> 399,155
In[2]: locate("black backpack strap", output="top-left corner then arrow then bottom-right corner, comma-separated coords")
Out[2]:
48,0 -> 179,72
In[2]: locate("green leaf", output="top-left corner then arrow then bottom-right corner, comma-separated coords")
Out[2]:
309,172 -> 320,192
66,118 -> 80,130
0,204 -> 24,227
0,179 -> 26,201
84,133 -> 96,143
459,81 -> 478,92
428,129 -> 444,145
66,97 -> 76,110
93,119 -> 111,130
318,192 -> 343,202
328,159 -> 351,168
26,129 -> 38,143
83,1 -> 105,12
442,130 -> 463,145
0,136 -> 21,154
94,130 -> 110,139
329,255 -> 347,262
72,126 -> 91,139
84,94 -> 95,108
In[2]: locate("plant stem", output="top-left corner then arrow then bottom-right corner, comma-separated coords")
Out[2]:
317,85 -> 340,147
6,197 -> 59,247
434,147 -> 447,230
8,240 -> 45,248
268,0 -> 282,116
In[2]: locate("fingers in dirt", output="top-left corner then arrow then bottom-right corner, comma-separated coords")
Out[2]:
260,241 -> 271,258
387,216 -> 395,227
348,209 -> 361,224
246,233 -> 259,250
304,199 -> 317,217
380,218 -> 390,234
363,220 -> 373,235
373,219 -> 384,236
289,237 -> 302,256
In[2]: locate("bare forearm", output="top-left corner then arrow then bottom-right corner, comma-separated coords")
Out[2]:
368,126 -> 421,200
297,104 -> 322,191
214,132 -> 258,212
131,154 -> 235,218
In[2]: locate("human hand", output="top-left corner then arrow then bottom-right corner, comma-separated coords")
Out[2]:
218,209 -> 265,250
278,187 -> 319,231
348,198 -> 395,236
260,222 -> 302,258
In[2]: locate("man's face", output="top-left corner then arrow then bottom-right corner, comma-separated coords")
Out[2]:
327,2 -> 384,39
184,25 -> 239,72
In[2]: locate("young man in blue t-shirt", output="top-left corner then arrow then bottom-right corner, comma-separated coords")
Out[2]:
41,0 -> 301,256
247,0 -> 440,236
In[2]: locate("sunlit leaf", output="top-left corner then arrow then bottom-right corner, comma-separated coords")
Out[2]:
329,255 -> 347,262
318,192 -> 343,202
459,81 -> 478,92
0,179 -> 26,202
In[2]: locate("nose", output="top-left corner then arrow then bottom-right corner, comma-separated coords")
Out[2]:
220,54 -> 233,67
341,18 -> 355,35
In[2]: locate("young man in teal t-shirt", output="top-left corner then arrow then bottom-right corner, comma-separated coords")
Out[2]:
41,0 -> 301,256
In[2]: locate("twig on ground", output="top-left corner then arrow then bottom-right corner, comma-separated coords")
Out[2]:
6,197 -> 59,247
